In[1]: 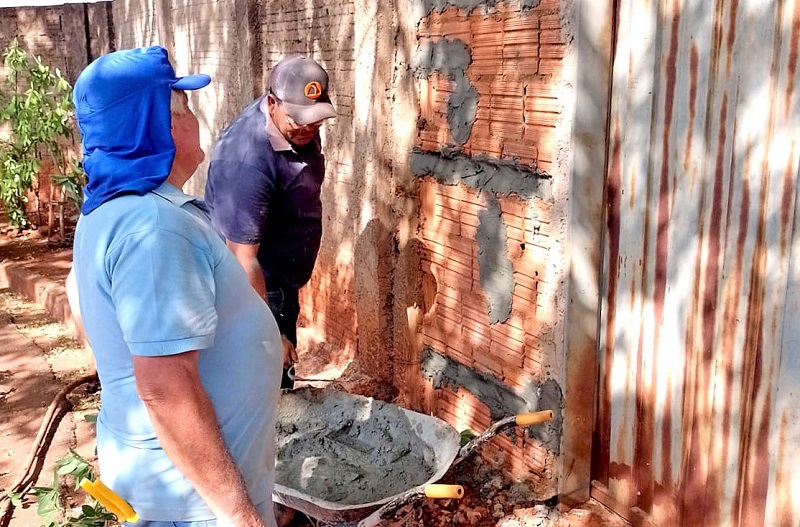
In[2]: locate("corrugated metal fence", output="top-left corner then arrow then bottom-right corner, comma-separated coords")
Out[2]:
594,0 -> 800,525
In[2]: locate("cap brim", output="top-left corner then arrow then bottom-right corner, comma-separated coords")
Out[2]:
283,101 -> 336,125
172,73 -> 211,90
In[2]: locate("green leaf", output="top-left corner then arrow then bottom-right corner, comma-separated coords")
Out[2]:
459,428 -> 479,447
4,489 -> 23,507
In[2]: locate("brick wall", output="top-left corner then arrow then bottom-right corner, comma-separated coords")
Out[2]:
414,0 -> 567,494
0,4 -> 89,85
256,0 -> 360,365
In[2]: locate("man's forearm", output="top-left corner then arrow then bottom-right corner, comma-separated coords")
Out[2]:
225,241 -> 267,300
241,257 -> 267,300
134,354 -> 264,526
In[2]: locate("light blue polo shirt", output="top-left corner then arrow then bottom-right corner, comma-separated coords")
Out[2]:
71,182 -> 282,523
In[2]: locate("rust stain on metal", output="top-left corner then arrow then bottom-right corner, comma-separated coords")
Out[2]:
659,377 -> 672,487
635,1 -> 681,514
780,142 -> 797,257
633,326 -> 653,511
703,93 -> 727,370
718,140 -> 751,523
595,121 -> 623,485
726,0 -> 740,76
709,0 -> 725,94
684,44 -> 699,172
680,183 -> 709,526
776,410 -> 795,527
733,170 -> 770,527
609,461 -> 635,507
785,0 -> 800,117
599,1 -> 800,524
697,94 -> 729,526
723,104 -> 740,255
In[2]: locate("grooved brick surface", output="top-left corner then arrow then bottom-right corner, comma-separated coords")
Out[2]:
415,0 -> 564,493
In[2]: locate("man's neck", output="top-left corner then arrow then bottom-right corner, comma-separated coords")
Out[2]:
165,173 -> 188,189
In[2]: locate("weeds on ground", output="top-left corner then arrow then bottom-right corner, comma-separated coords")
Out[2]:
6,450 -> 115,527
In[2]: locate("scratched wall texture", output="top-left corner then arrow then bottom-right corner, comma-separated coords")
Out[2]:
596,0 -> 800,526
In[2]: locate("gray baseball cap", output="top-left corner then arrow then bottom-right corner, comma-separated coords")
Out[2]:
269,56 -> 336,125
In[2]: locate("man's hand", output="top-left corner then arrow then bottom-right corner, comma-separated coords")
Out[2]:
218,507 -> 268,527
281,335 -> 298,369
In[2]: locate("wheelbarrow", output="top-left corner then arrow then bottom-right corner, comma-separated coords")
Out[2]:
272,388 -> 553,527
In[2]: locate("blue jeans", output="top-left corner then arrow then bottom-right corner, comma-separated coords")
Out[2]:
266,284 -> 300,389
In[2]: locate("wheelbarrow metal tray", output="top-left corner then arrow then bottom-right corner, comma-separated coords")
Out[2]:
272,388 -> 461,524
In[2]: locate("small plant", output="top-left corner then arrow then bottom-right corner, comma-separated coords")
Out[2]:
0,39 -> 84,228
51,158 -> 86,216
27,450 -> 115,527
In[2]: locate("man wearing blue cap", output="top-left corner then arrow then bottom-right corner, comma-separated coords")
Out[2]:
69,46 -> 282,527
205,56 -> 337,390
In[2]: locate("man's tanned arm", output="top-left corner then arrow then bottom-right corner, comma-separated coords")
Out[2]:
226,241 -> 266,300
225,240 -> 297,368
134,352 -> 265,527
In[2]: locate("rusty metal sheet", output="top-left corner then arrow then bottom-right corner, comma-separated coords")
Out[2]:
596,0 -> 800,525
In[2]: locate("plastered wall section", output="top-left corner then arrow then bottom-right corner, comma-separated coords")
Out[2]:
414,0 -> 570,495
111,0 -> 256,198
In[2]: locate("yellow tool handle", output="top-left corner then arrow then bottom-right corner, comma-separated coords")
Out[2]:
424,484 -> 464,499
515,410 -> 554,426
80,479 -> 139,524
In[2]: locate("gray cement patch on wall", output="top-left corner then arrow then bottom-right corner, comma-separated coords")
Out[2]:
421,348 -> 562,453
410,150 -> 553,200
412,39 -> 477,145
477,197 -> 515,323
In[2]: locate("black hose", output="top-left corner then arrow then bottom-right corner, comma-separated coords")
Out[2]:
0,372 -> 99,527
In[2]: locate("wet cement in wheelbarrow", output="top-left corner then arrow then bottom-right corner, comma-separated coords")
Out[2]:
275,389 -> 438,505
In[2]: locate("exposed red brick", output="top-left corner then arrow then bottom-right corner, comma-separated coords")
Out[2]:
540,44 -> 567,59
463,325 -> 492,351
538,58 -> 563,76
438,284 -> 462,303
462,305 -> 490,327
505,15 -> 539,32
446,234 -> 475,257
489,339 -> 525,369
536,0 -> 562,11
443,254 -> 473,280
419,178 -> 437,219
527,95 -> 561,114
423,333 -> 449,353
473,351 -> 506,378
525,109 -> 560,128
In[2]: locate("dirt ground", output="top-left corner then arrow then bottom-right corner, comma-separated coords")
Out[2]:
0,290 -> 98,527
0,224 -> 629,527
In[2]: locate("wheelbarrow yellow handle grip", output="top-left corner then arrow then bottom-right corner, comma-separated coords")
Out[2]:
515,410 -> 554,426
424,484 -> 464,499
80,479 -> 139,524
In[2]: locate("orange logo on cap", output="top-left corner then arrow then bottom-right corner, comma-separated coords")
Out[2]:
304,81 -> 323,100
